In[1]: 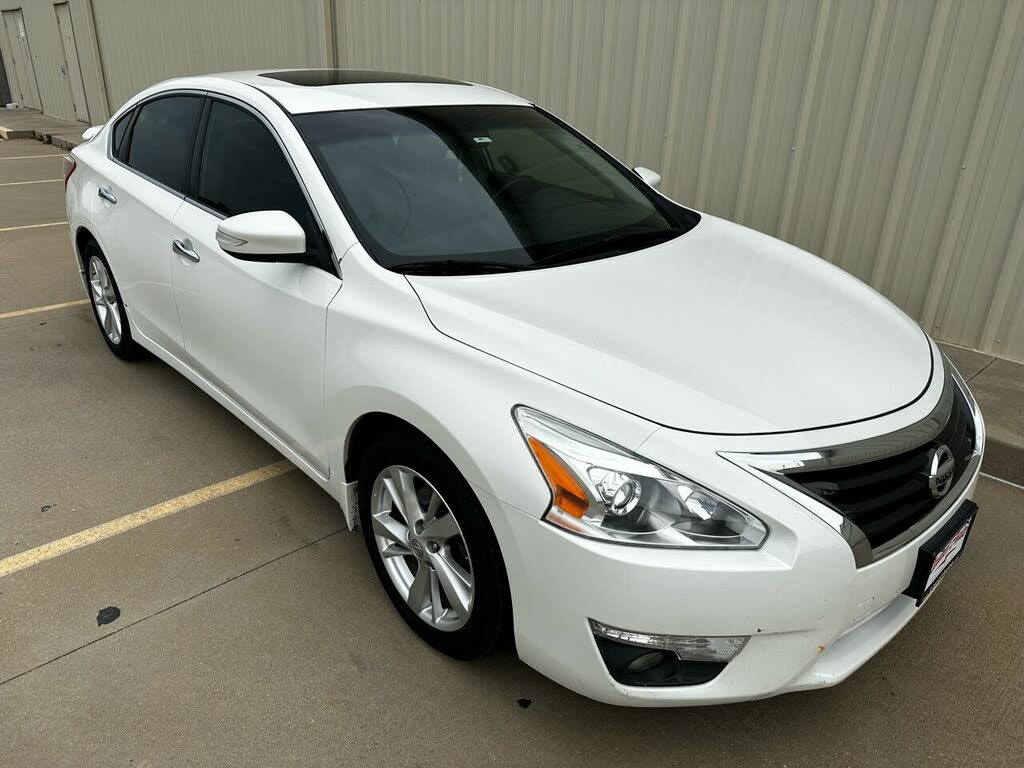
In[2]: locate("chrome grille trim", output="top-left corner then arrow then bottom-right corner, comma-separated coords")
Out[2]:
739,374 -> 955,476
723,355 -> 984,567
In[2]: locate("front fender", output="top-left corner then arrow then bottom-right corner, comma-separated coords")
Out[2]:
323,247 -> 658,519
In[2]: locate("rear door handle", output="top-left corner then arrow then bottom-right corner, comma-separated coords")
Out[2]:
97,186 -> 116,204
172,238 -> 200,263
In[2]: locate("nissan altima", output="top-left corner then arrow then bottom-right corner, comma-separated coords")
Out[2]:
64,69 -> 985,706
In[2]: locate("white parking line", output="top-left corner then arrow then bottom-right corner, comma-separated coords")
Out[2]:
0,460 -> 295,579
981,472 -> 1024,492
0,154 -> 63,160
0,178 -> 62,187
0,299 -> 89,320
0,221 -> 68,232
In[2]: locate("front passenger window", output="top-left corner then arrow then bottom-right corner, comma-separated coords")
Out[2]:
195,101 -> 326,267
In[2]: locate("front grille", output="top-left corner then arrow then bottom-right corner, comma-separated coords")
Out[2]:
786,387 -> 975,551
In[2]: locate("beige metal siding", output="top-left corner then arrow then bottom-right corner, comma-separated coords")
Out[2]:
332,0 -> 1024,363
6,0 -> 1023,362
89,0 -> 330,111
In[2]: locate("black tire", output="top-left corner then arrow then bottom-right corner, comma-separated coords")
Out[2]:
82,241 -> 142,360
358,430 -> 511,660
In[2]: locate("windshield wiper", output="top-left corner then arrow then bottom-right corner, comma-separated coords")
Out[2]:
532,227 -> 686,268
391,228 -> 685,275
391,259 -> 526,276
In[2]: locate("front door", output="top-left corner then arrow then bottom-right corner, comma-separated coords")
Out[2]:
1,9 -> 41,110
170,98 -> 340,476
53,2 -> 88,122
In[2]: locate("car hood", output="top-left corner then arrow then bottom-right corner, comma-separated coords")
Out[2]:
407,215 -> 933,434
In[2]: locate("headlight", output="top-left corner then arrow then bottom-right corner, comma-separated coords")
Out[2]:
514,407 -> 768,548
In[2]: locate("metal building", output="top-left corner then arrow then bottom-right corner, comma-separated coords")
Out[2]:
2,0 -> 1022,362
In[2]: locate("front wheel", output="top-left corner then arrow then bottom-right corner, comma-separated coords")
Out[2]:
358,431 -> 510,659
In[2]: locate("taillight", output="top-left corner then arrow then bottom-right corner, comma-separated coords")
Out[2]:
62,155 -> 77,189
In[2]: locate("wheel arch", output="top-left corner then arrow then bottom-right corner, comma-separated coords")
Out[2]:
346,408 -> 516,647
73,225 -> 97,274
345,411 -> 458,483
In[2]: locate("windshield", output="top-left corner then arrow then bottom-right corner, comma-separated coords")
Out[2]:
294,105 -> 699,274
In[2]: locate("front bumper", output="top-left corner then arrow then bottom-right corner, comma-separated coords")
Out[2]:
488,463 -> 981,706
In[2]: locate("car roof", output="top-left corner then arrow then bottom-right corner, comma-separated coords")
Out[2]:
175,69 -> 533,115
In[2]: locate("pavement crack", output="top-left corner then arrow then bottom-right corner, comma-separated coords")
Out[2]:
968,357 -> 997,382
0,528 -> 345,688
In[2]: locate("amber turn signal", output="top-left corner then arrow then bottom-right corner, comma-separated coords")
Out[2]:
527,437 -> 590,518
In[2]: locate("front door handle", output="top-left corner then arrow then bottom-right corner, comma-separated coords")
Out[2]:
97,186 -> 116,204
172,238 -> 200,263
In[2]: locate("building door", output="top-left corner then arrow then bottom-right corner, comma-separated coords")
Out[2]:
0,8 -> 41,110
0,43 -> 12,105
53,2 -> 87,121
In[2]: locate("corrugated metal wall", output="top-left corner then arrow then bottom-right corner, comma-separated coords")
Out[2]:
89,0 -> 330,110
5,0 -> 1024,362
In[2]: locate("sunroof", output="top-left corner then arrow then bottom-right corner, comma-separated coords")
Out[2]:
259,70 -> 469,87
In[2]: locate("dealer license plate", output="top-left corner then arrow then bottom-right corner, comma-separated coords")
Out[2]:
903,501 -> 977,606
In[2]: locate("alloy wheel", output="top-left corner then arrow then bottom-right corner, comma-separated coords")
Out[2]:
370,465 -> 475,631
88,256 -> 122,345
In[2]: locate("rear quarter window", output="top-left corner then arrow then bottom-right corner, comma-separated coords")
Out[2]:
111,108 -> 133,161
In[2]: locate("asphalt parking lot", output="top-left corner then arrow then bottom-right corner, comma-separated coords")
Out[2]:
1,137 -> 1022,768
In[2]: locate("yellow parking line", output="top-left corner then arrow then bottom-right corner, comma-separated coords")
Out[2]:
0,221 -> 68,232
0,178 -> 62,187
0,298 -> 89,320
0,460 -> 296,579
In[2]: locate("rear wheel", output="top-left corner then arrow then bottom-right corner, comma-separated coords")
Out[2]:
358,431 -> 510,659
84,242 -> 141,360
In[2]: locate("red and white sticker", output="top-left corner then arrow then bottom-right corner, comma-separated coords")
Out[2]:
925,520 -> 972,592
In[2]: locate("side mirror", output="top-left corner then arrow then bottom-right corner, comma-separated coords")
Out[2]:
82,125 -> 102,142
633,166 -> 661,189
215,211 -> 306,262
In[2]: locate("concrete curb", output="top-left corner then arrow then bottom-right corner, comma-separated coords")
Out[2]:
33,130 -> 81,150
0,125 -> 37,140
0,126 -> 82,149
0,116 -> 83,148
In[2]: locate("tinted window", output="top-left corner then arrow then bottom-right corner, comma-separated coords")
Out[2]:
195,101 -> 327,268
196,101 -> 320,244
125,96 -> 202,192
111,109 -> 133,161
294,105 -> 698,274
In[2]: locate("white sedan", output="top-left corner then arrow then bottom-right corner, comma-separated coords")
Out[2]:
64,69 -> 984,706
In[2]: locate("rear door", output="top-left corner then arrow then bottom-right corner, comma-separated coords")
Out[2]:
94,93 -> 203,351
170,97 -> 340,476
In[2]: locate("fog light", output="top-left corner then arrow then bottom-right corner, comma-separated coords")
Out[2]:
625,650 -> 666,673
590,619 -> 748,687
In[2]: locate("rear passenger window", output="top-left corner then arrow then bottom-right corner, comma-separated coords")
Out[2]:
195,101 -> 328,266
125,96 -> 202,193
111,109 -> 133,161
